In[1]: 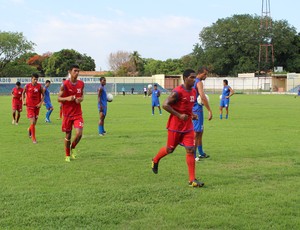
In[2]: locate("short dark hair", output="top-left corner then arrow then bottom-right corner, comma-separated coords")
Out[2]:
183,69 -> 195,79
69,64 -> 80,70
100,77 -> 106,81
223,79 -> 228,85
62,78 -> 66,81
16,81 -> 21,86
46,80 -> 51,84
32,73 -> 39,78
197,66 -> 208,74
154,84 -> 157,87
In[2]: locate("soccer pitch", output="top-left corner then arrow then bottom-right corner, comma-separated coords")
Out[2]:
0,94 -> 299,229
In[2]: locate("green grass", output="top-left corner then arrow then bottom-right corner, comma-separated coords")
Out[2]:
0,94 -> 299,229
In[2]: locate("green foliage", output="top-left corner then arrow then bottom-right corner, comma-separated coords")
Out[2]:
0,94 -> 299,229
43,49 -> 96,77
0,31 -> 35,74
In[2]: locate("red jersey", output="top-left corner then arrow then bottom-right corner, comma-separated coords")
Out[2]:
62,79 -> 84,117
166,85 -> 196,133
25,83 -> 43,107
12,87 -> 23,105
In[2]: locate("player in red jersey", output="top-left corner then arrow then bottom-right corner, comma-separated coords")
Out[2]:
22,73 -> 45,144
11,81 -> 23,125
58,64 -> 84,162
151,69 -> 204,187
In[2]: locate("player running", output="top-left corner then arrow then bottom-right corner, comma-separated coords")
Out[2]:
151,69 -> 204,188
220,79 -> 234,119
44,80 -> 53,123
58,64 -> 84,162
22,73 -> 45,144
149,84 -> 162,115
11,81 -> 23,125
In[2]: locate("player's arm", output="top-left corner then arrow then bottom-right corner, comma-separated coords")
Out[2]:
98,87 -> 103,111
227,87 -> 234,98
163,92 -> 188,121
75,87 -> 84,104
22,87 -> 26,106
58,85 -> 75,102
197,81 -> 212,121
37,87 -> 45,108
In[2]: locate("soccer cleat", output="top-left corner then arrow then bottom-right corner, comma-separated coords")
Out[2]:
199,153 -> 210,159
65,156 -> 71,162
99,133 -> 104,136
45,118 -> 51,123
189,179 -> 204,188
71,148 -> 77,159
195,157 -> 200,162
12,120 -> 15,125
151,159 -> 158,174
32,139 -> 37,144
15,123 -> 18,126
28,128 -> 32,138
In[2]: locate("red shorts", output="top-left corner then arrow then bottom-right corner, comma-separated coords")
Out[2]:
12,103 -> 23,112
26,106 -> 40,119
62,116 -> 84,132
167,130 -> 195,150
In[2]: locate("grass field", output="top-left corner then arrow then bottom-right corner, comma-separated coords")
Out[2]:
0,93 -> 299,229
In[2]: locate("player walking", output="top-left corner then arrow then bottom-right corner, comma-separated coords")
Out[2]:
220,79 -> 234,119
44,80 -> 53,123
149,84 -> 162,115
193,67 -> 212,160
151,69 -> 204,187
98,77 -> 108,136
22,73 -> 45,144
58,64 -> 84,162
11,81 -> 23,125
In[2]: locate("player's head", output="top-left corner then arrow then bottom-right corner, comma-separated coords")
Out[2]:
31,73 -> 39,85
100,77 -> 106,86
223,79 -> 228,86
68,64 -> 80,81
45,80 -> 51,87
183,69 -> 196,87
62,78 -> 66,82
16,81 -> 21,88
154,84 -> 157,89
197,66 -> 208,80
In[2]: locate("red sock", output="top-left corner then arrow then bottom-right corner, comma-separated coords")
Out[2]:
65,147 -> 70,156
186,153 -> 195,182
71,141 -> 77,149
30,124 -> 36,141
153,147 -> 168,163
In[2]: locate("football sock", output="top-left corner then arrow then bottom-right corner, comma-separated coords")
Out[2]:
98,125 -> 104,134
186,153 -> 196,182
220,114 -> 222,119
152,108 -> 154,115
198,145 -> 204,156
65,138 -> 70,156
226,114 -> 228,119
153,147 -> 168,163
30,124 -> 36,140
159,109 -> 162,115
48,110 -> 53,120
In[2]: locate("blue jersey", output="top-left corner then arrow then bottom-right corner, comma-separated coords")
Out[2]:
152,89 -> 160,104
98,85 -> 107,109
44,86 -> 51,104
221,85 -> 231,99
192,78 -> 203,112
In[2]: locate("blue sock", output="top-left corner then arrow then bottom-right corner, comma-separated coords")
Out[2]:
98,125 -> 104,134
48,110 -> 53,120
46,110 -> 51,121
198,145 -> 204,156
226,114 -> 228,119
159,109 -> 162,115
220,114 -> 222,119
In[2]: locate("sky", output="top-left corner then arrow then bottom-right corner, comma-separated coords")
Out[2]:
1,0 -> 299,71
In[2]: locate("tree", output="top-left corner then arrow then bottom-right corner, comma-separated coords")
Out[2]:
108,51 -> 131,74
129,51 -> 144,76
43,49 -> 95,77
197,14 -> 300,76
0,31 -> 35,74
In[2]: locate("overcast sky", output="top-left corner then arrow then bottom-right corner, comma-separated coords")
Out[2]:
1,0 -> 299,70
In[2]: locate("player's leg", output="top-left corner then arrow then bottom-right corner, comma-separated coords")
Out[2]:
183,131 -> 204,187
225,107 -> 229,119
98,110 -> 106,135
71,118 -> 84,151
152,131 -> 178,174
16,109 -> 21,125
64,131 -> 72,162
158,105 -> 162,115
12,109 -> 16,124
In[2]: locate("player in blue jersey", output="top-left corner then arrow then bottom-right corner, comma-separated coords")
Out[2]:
192,67 -> 212,161
220,79 -> 234,119
149,84 -> 162,115
44,80 -> 53,123
98,77 -> 108,136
